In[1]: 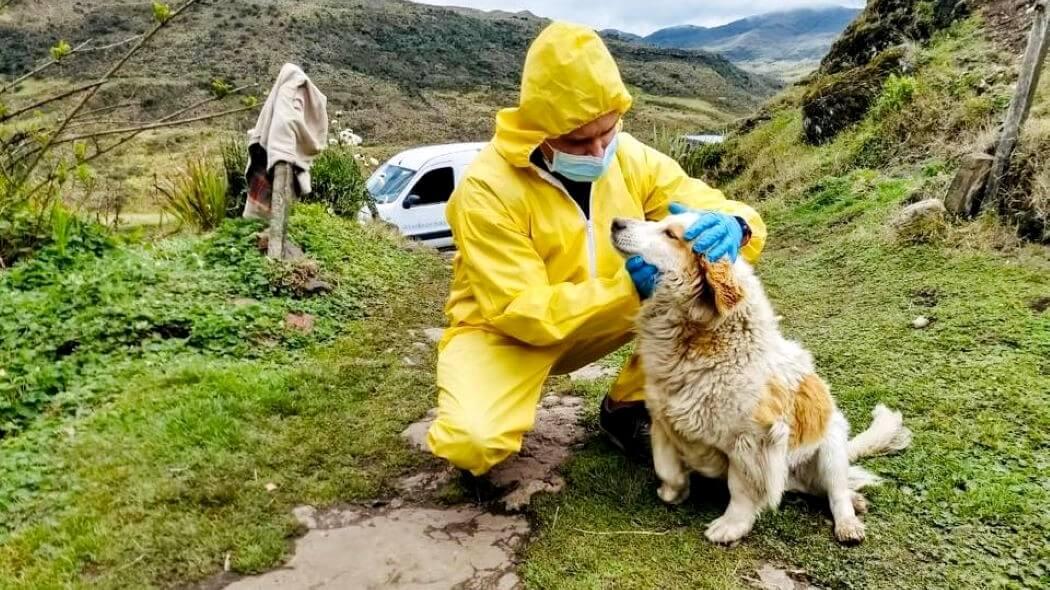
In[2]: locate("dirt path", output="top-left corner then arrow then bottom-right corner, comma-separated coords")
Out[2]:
222,329 -> 600,589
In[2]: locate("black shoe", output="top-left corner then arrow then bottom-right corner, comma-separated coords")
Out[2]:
598,396 -> 651,461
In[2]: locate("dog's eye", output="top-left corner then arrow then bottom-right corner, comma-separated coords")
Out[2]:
663,228 -> 678,240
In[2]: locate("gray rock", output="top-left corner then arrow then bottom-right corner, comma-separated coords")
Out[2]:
292,505 -> 317,529
423,328 -> 445,344
569,363 -> 617,381
890,199 -> 948,243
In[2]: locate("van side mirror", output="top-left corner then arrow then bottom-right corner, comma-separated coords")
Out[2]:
403,194 -> 422,209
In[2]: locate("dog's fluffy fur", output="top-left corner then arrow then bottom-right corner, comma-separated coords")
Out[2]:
612,213 -> 912,544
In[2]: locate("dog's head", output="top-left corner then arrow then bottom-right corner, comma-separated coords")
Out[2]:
611,213 -> 745,321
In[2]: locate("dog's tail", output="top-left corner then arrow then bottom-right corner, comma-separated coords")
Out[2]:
848,404 -> 912,462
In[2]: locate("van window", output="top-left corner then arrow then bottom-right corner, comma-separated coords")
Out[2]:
408,167 -> 455,206
367,164 -> 416,204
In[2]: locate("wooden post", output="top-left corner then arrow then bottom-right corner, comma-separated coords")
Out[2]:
986,0 -> 1050,205
267,161 -> 293,259
945,153 -> 995,217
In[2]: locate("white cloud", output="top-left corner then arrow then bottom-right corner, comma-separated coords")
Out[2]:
416,0 -> 865,35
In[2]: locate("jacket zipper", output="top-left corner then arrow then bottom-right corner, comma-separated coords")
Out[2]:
532,166 -> 597,278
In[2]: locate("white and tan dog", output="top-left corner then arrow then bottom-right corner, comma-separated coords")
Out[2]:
611,212 -> 911,544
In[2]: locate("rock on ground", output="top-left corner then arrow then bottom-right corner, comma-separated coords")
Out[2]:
225,506 -> 528,590
569,362 -> 617,381
401,395 -> 586,510
749,563 -> 821,590
890,198 -> 948,243
423,327 -> 446,344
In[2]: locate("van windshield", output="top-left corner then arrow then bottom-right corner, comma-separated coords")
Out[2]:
367,164 -> 416,204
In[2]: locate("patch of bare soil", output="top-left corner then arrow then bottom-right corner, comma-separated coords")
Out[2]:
224,505 -> 528,590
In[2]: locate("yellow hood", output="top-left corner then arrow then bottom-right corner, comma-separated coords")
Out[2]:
494,21 -> 634,168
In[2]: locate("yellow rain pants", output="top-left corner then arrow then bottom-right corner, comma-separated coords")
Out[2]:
426,21 -> 767,475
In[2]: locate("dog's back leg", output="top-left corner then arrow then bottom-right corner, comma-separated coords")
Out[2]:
818,413 -> 866,544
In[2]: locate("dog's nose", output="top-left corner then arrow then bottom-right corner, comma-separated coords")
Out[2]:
611,218 -> 627,232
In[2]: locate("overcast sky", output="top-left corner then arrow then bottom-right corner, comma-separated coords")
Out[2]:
417,1 -> 866,35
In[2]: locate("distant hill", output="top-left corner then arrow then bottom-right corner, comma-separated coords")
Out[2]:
0,0 -> 778,144
608,6 -> 862,81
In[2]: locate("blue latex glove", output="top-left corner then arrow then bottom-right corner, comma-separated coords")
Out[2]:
626,255 -> 659,299
669,202 -> 744,263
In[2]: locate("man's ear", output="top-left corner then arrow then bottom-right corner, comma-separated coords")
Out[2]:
697,255 -> 744,315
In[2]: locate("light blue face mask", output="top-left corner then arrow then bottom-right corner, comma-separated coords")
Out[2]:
547,134 -> 619,183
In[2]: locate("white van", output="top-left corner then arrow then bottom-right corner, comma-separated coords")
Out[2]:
361,142 -> 486,249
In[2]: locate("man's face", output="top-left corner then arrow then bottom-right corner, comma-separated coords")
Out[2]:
541,111 -> 619,159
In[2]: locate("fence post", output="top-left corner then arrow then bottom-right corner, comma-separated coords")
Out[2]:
985,0 -> 1050,205
267,161 -> 293,259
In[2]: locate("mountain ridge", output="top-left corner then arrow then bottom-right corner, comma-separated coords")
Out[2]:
604,6 -> 862,80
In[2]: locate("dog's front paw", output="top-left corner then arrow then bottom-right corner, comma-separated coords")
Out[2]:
705,514 -> 753,545
658,483 -> 690,505
834,516 -> 866,544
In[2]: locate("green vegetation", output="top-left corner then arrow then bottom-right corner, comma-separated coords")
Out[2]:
1,2 -> 1047,589
156,157 -> 228,231
308,146 -> 371,217
523,172 -> 1049,588
0,205 -> 447,587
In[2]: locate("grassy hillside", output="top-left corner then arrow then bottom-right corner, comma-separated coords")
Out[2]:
0,0 -> 777,144
685,0 -> 1045,241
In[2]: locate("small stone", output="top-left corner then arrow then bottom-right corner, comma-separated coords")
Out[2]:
390,498 -> 404,509
265,482 -> 278,492
423,328 -> 445,344
292,505 -> 318,529
890,198 -> 948,243
569,363 -> 617,381
912,316 -> 931,329
412,342 -> 429,351
402,356 -> 419,367
285,312 -> 315,333
231,297 -> 260,307
497,572 -> 521,590
303,278 -> 333,295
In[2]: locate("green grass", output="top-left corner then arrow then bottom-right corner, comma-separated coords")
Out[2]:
0,206 -> 449,588
522,172 -> 1050,589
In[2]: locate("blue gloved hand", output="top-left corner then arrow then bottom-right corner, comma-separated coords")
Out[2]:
669,202 -> 744,263
626,255 -> 659,299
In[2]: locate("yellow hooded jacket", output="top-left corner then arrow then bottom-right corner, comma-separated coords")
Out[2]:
443,22 -> 766,348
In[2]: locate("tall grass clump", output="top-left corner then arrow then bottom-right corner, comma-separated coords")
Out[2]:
309,146 -> 370,216
157,158 -> 229,232
220,134 -> 249,218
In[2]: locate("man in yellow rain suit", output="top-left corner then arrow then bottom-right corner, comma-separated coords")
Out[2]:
426,22 -> 767,475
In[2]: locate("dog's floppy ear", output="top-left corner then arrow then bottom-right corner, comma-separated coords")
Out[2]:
697,255 -> 744,315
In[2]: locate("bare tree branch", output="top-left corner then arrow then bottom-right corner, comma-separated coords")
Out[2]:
75,100 -> 140,119
15,0 -> 203,187
0,36 -> 142,96
0,39 -> 94,95
81,83 -> 259,164
159,83 -> 259,123
0,81 -> 107,123
58,104 -> 258,145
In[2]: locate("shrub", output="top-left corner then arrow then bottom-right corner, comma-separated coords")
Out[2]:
219,134 -> 248,218
157,158 -> 229,232
309,146 -> 370,216
871,74 -> 918,120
